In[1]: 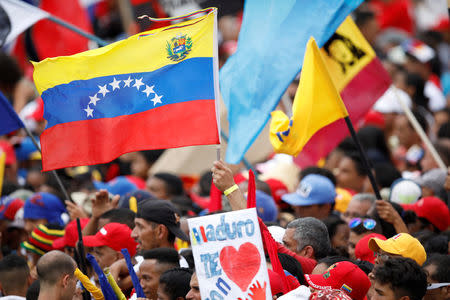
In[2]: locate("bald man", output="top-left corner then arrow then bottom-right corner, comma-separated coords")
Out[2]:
36,251 -> 77,300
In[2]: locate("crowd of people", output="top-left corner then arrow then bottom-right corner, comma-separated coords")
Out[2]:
1,0 -> 450,299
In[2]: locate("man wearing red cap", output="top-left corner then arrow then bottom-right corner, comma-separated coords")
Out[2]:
402,197 -> 450,232
83,222 -> 137,269
305,261 -> 371,300
279,261 -> 370,300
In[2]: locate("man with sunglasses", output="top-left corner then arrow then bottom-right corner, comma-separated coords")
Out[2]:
423,254 -> 450,300
342,194 -> 376,224
348,217 -> 378,259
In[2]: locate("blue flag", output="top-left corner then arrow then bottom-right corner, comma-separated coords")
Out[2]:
0,91 -> 24,135
220,0 -> 363,164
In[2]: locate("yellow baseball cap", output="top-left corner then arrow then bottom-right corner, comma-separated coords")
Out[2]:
368,233 -> 426,265
334,187 -> 353,213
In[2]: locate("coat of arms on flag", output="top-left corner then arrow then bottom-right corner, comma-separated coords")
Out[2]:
166,34 -> 193,61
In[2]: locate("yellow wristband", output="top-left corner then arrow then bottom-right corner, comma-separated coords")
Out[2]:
224,184 -> 239,196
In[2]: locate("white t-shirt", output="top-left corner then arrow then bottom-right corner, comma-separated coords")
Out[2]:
0,296 -> 26,300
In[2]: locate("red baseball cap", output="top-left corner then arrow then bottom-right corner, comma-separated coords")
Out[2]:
83,222 -> 137,256
402,197 -> 450,231
0,198 -> 24,221
53,218 -> 89,249
264,178 -> 289,204
355,233 -> 386,264
305,261 -> 370,300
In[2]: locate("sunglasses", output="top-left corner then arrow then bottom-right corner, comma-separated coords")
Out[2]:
349,218 -> 376,230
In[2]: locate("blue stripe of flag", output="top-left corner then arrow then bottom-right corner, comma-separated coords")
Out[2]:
42,57 -> 214,129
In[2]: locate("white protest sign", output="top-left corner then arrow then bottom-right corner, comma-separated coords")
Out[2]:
188,208 -> 272,300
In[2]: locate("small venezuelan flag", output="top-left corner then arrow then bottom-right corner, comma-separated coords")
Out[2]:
33,8 -> 220,171
341,283 -> 353,293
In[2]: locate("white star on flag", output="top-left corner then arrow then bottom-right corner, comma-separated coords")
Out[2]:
150,94 -> 163,106
133,78 -> 144,91
123,76 -> 133,87
89,94 -> 100,106
98,84 -> 110,97
109,78 -> 121,91
142,85 -> 155,97
84,105 -> 94,117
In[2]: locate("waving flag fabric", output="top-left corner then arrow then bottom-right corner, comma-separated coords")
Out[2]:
0,91 -> 24,136
294,17 -> 391,167
270,37 -> 348,157
219,0 -> 363,164
0,0 -> 49,47
33,9 -> 220,171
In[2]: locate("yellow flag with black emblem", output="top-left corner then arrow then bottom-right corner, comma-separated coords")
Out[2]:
269,37 -> 348,156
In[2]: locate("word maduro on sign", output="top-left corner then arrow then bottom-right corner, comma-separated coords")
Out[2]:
191,215 -> 255,244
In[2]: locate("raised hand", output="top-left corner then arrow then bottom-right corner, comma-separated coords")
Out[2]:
65,200 -> 88,220
211,160 -> 235,192
91,190 -> 119,219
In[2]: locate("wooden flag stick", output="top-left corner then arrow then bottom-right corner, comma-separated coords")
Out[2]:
344,116 -> 382,200
47,15 -> 107,46
216,144 -> 221,161
392,88 -> 446,170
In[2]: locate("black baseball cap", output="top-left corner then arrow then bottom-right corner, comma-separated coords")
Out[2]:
136,200 -> 188,241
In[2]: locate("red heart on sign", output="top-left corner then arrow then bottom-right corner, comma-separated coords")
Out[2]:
219,242 -> 261,292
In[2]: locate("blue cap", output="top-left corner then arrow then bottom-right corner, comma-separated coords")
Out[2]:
15,137 -> 41,161
255,190 -> 278,222
94,176 -> 138,196
119,190 -> 155,209
23,192 -> 67,226
282,174 -> 336,206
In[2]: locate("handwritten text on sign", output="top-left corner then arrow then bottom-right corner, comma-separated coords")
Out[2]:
188,208 -> 271,300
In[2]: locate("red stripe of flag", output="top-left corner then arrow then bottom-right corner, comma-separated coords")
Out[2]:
295,59 -> 391,167
41,100 -> 219,171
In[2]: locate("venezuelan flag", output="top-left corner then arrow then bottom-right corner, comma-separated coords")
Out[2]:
295,17 -> 391,167
33,8 -> 220,171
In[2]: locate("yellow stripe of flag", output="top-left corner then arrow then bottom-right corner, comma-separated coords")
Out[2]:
32,11 -> 215,94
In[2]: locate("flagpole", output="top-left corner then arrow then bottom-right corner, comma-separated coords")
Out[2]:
76,218 -> 91,300
22,126 -> 73,203
47,15 -> 108,47
343,116 -> 382,200
392,88 -> 446,170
